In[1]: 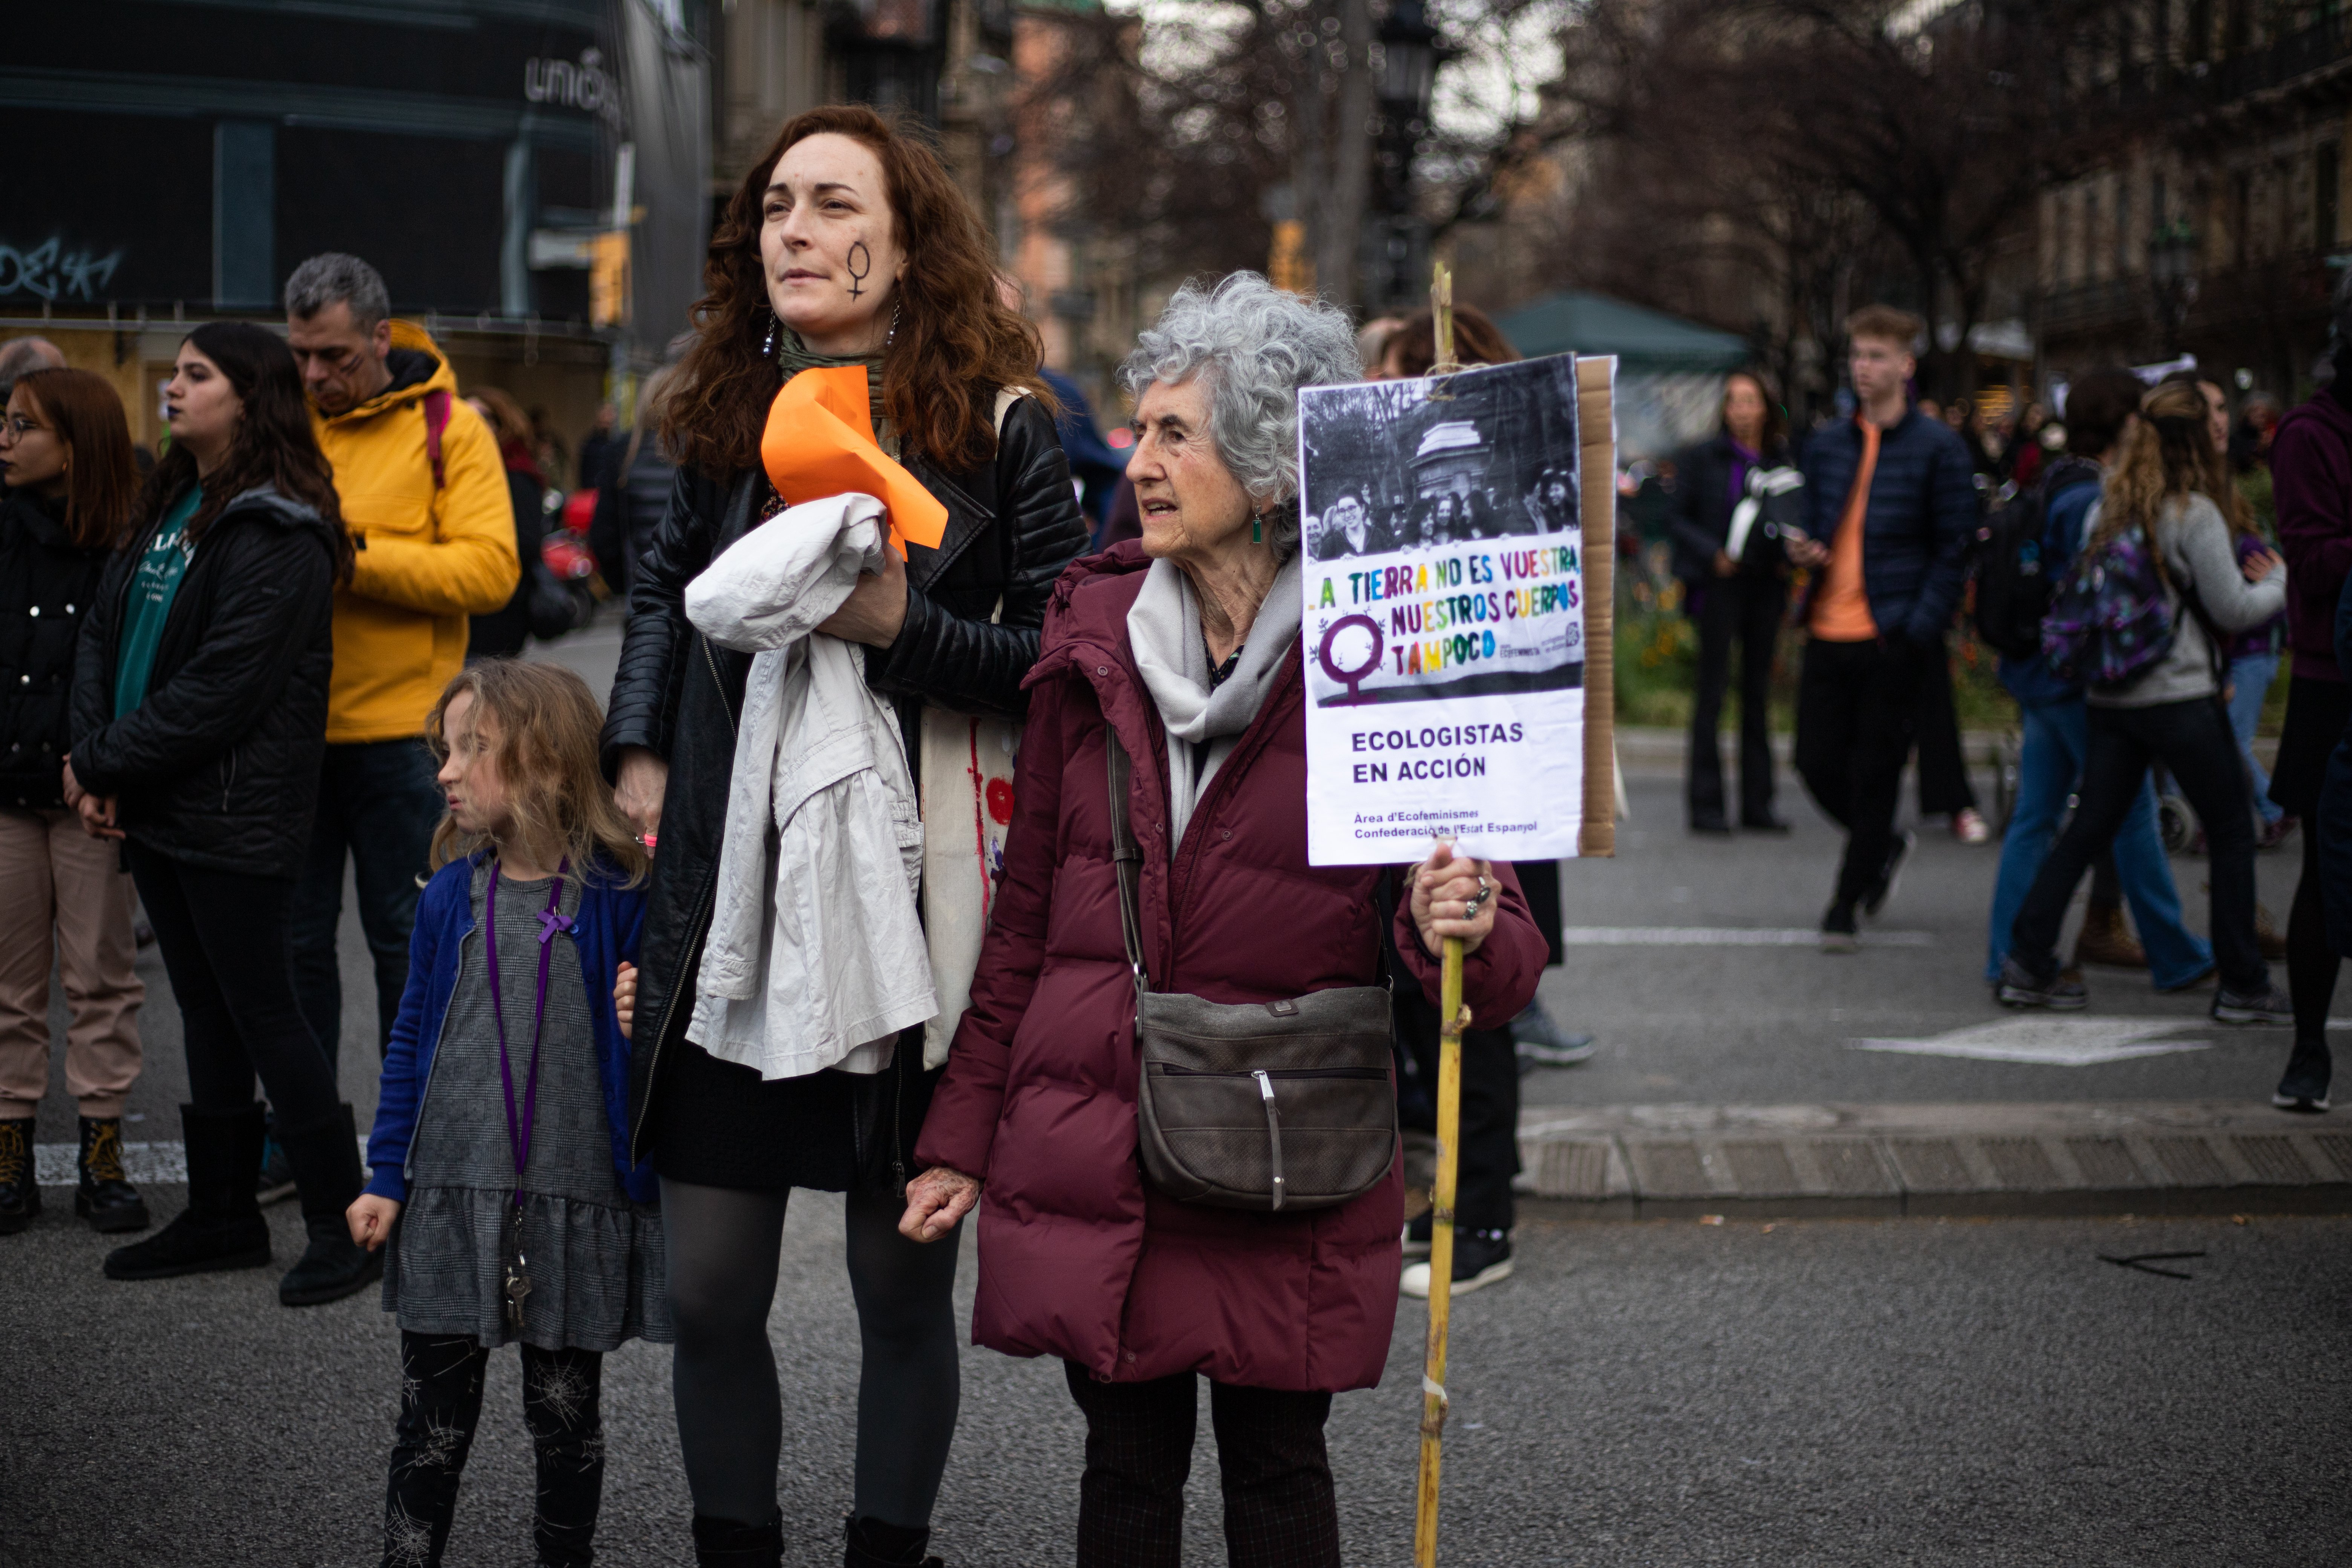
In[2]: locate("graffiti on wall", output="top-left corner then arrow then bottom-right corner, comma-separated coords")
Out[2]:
0,238 -> 124,302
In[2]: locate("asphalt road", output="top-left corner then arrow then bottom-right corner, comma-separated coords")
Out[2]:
8,1200 -> 2347,1566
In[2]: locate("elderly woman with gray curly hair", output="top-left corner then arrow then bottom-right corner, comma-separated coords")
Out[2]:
900,274 -> 1545,1565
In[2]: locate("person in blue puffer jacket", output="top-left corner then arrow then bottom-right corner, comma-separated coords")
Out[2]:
350,658 -> 665,1568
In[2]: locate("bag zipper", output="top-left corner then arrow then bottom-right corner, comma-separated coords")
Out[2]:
1151,1064 -> 1388,1080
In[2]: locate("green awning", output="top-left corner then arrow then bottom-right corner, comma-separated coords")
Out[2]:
1495,290 -> 1749,374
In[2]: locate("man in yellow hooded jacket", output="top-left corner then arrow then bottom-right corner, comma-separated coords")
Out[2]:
282,253 -> 517,1089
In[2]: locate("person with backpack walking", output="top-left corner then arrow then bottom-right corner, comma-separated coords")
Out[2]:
69,323 -> 381,1304
0,367 -> 150,1236
1977,368 -> 2212,992
2001,378 -> 2290,1019
285,253 -> 520,1092
1785,306 -> 1976,951
350,661 -> 666,1568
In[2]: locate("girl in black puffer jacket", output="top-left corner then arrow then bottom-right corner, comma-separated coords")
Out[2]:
0,367 -> 149,1238
67,322 -> 377,1308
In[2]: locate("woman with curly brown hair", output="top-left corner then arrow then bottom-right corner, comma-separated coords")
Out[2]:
597,106 -> 1088,1568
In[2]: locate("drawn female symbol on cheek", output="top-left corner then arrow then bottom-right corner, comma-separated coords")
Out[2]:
845,240 -> 872,300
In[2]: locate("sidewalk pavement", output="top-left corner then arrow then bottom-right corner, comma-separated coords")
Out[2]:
1514,1100 -> 2351,1218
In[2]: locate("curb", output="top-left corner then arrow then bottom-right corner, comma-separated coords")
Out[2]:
1512,1102 -> 2352,1219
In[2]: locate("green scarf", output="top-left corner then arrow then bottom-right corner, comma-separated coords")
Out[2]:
773,328 -> 892,447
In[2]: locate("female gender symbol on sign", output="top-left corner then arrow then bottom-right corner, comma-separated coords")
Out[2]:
845,240 -> 873,300
1316,614 -> 1384,704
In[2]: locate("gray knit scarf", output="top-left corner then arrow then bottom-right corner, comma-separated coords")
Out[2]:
774,328 -> 893,448
1127,553 -> 1303,854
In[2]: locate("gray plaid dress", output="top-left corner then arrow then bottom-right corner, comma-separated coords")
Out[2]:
384,862 -> 672,1351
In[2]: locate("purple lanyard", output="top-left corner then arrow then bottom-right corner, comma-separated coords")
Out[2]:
483,857 -> 572,1208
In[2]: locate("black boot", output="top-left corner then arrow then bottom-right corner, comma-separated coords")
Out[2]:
0,1119 -> 39,1235
77,1116 -> 150,1233
276,1102 -> 382,1306
104,1103 -> 272,1279
845,1516 -> 942,1568
692,1513 -> 784,1568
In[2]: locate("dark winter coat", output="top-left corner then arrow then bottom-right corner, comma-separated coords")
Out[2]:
1796,409 -> 1978,648
468,463 -> 546,661
913,543 -> 1546,1392
1666,431 -> 1795,586
600,391 -> 1090,1164
0,489 -> 114,810
2268,384 -> 2352,684
69,484 -> 340,879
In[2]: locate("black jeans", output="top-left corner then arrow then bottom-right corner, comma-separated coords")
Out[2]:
1911,640 -> 1979,816
127,845 -> 339,1130
1793,637 -> 1924,908
381,1331 -> 605,1568
1687,573 -> 1785,825
1063,1363 -> 1338,1568
2010,697 -> 2267,993
1395,983 -> 1519,1233
290,738 -> 444,1074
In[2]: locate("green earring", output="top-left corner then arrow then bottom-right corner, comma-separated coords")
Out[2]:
1251,513 -> 1263,544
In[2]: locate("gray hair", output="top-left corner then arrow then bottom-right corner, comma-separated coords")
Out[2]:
1119,273 -> 1360,548
0,335 -> 65,401
284,252 -> 391,332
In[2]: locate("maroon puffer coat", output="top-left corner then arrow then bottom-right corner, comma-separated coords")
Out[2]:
915,542 -> 1545,1392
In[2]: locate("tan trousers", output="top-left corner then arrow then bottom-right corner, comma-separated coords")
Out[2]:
0,807 -> 144,1119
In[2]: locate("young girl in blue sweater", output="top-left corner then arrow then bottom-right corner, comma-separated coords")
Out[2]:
350,659 -> 667,1568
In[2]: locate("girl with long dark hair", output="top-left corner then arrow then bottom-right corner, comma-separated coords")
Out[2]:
0,367 -> 149,1237
2001,378 -> 2291,1020
599,106 -> 1087,1567
67,322 -> 378,1306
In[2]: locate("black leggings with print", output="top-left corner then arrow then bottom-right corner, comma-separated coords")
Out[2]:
381,1331 -> 605,1568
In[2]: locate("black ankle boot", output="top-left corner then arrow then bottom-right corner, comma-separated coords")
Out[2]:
691,1513 -> 784,1568
276,1102 -> 381,1306
845,1515 -> 942,1568
77,1116 -> 149,1233
104,1103 -> 272,1279
0,1119 -> 39,1235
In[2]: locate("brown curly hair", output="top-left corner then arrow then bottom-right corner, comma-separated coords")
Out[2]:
662,105 -> 1050,476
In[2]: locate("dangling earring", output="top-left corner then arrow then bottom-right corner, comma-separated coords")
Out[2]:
761,309 -> 779,359
885,299 -> 902,351
1251,511 -> 1264,545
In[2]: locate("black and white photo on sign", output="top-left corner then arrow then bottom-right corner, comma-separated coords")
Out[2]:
1297,353 -> 1591,866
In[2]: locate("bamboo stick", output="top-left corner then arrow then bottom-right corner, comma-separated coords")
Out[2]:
1413,934 -> 1465,1567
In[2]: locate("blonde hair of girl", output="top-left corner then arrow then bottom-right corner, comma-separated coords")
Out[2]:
423,660 -> 648,886
2093,377 -> 2247,573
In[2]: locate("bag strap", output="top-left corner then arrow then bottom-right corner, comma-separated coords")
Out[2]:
423,389 -> 451,492
1104,726 -> 1150,995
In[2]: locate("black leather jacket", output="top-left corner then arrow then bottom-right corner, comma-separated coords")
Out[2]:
599,391 -> 1088,1157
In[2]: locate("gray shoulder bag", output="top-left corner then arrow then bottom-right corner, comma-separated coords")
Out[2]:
1106,729 -> 1398,1211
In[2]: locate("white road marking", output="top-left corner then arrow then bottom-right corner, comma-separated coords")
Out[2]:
1560,927 -> 1934,947
1850,1017 -> 2211,1066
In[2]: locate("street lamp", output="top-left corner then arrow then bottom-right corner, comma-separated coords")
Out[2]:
1369,0 -> 1452,309
2147,219 -> 2198,357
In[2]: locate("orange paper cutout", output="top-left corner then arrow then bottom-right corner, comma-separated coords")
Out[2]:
759,366 -> 948,552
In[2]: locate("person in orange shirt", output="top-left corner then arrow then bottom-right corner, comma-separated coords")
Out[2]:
1785,306 -> 1977,950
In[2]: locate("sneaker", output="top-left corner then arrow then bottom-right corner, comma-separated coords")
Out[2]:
1997,956 -> 2088,1010
2073,903 -> 2148,969
257,1132 -> 296,1206
1862,829 -> 1916,917
1741,810 -> 1792,834
2273,1037 -> 2332,1113
1401,1229 -> 1513,1298
2212,982 -> 2292,1025
1952,807 -> 1991,845
1821,899 -> 1859,954
1402,1211 -> 1433,1259
2259,815 -> 2297,851
1511,999 -> 1597,1066
1689,815 -> 1734,836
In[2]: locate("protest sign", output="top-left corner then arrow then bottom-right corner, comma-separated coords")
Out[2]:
1297,354 -> 1615,866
